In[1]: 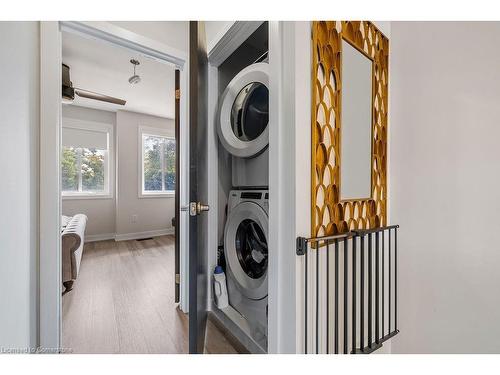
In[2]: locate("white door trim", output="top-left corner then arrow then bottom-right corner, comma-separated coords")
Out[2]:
59,21 -> 187,69
207,21 -> 263,66
267,21 -> 299,354
39,21 -> 190,350
40,21 -> 62,350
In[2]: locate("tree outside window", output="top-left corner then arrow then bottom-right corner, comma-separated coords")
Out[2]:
61,122 -> 112,198
143,134 -> 175,194
62,147 -> 106,193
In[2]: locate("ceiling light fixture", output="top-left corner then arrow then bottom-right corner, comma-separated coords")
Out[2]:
128,59 -> 141,84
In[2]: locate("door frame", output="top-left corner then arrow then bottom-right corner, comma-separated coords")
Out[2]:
205,21 -> 298,353
39,21 -> 190,349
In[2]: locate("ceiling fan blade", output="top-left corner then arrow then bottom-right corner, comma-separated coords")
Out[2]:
75,88 -> 126,106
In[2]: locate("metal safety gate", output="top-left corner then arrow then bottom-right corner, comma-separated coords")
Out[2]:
296,225 -> 399,354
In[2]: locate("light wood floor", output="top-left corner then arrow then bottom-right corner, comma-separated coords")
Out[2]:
62,235 -> 238,354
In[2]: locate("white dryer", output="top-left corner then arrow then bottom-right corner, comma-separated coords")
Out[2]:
224,189 -> 268,350
217,62 -> 269,188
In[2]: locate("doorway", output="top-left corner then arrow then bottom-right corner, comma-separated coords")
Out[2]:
59,28 -> 185,352
39,21 -> 225,353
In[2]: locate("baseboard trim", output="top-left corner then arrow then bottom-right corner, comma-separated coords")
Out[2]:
84,228 -> 174,243
85,233 -> 115,243
114,228 -> 175,242
208,311 -> 251,354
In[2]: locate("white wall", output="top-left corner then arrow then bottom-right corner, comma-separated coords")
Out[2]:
109,21 -> 188,53
116,110 -> 175,238
391,22 -> 500,353
0,21 -> 39,349
293,21 -> 392,354
62,105 -> 116,237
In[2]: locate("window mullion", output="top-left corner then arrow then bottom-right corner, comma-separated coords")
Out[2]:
161,139 -> 165,192
78,148 -> 83,192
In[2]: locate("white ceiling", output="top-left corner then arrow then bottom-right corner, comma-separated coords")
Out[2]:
62,31 -> 175,119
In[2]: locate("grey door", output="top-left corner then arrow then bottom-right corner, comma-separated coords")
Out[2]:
188,21 -> 210,354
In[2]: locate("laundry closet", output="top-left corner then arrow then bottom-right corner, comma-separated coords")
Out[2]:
206,22 -> 270,353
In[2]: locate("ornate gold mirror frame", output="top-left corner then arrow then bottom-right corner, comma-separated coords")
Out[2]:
311,21 -> 389,237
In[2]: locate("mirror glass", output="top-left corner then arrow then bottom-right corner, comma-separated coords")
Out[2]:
231,82 -> 269,142
340,39 -> 373,200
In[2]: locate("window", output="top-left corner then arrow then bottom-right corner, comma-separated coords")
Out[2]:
140,127 -> 175,197
61,121 -> 113,198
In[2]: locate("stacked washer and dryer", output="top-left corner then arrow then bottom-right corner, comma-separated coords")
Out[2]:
216,31 -> 270,352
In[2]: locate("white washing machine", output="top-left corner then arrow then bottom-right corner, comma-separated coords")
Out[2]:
217,62 -> 269,188
224,189 -> 268,350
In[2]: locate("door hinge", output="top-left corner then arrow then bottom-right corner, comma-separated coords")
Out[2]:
175,89 -> 180,99
175,273 -> 180,284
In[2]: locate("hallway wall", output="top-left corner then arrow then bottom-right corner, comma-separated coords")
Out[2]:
292,21 -> 392,354
0,21 -> 39,349
390,21 -> 500,353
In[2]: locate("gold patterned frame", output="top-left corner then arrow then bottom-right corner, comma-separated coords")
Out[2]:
311,21 -> 389,237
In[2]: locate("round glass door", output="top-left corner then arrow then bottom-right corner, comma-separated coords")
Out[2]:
234,218 -> 268,279
230,82 -> 269,142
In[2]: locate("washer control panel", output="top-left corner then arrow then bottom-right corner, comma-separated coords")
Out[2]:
228,189 -> 269,215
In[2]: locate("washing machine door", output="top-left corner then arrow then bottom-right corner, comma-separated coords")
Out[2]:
224,201 -> 268,300
217,63 -> 269,158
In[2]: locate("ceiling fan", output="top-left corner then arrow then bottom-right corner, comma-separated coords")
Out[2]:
62,63 -> 126,106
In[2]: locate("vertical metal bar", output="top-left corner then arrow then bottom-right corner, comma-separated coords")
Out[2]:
382,230 -> 385,337
368,233 -> 372,347
326,240 -> 330,354
375,231 -> 380,344
360,235 -> 365,351
316,242 -> 319,354
343,237 -> 348,354
352,236 -> 357,354
395,228 -> 398,331
388,229 -> 391,333
304,241 -> 308,354
335,239 -> 339,354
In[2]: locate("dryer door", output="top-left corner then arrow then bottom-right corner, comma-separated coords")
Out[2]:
224,201 -> 268,300
217,63 -> 269,158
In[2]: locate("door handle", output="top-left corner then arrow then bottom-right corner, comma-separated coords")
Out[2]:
188,202 -> 209,216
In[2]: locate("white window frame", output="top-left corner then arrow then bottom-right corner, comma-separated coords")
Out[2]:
138,125 -> 175,198
62,118 -> 114,200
